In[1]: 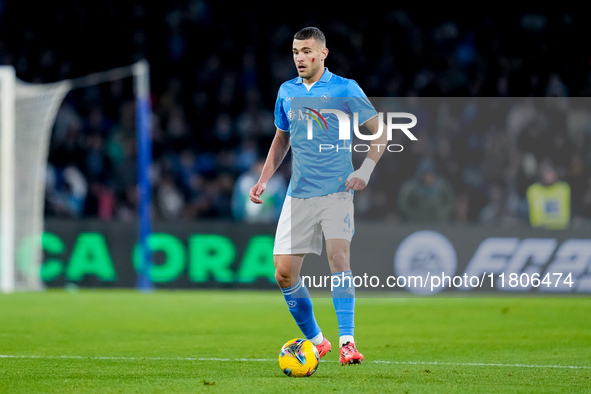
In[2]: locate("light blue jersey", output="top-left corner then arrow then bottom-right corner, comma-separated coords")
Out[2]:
274,68 -> 377,198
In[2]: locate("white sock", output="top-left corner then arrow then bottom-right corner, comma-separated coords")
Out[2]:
309,332 -> 324,346
339,335 -> 354,348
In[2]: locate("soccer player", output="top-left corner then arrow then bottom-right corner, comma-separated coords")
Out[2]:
249,27 -> 386,365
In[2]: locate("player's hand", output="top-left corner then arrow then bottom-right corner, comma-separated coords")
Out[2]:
345,174 -> 367,192
345,158 -> 376,192
250,182 -> 267,204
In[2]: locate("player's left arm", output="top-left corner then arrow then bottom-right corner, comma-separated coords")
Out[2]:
345,115 -> 387,192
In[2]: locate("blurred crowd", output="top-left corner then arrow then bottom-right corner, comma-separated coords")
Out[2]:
1,2 -> 591,226
357,96 -> 591,228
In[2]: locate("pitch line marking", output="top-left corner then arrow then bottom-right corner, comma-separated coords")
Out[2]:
0,354 -> 589,370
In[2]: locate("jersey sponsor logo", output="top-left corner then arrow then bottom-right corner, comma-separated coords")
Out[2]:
287,109 -> 296,122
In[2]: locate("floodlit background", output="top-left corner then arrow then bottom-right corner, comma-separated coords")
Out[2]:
1,3 -> 590,393
1,2 -> 591,291
2,2 -> 590,226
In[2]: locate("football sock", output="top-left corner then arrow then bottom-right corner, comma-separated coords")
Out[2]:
332,270 -> 355,346
308,332 -> 325,346
339,335 -> 354,348
281,277 -> 322,343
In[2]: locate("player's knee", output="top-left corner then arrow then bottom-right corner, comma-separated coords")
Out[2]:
329,250 -> 350,273
274,257 -> 292,288
275,268 -> 292,288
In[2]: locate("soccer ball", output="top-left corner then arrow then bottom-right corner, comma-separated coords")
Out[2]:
278,338 -> 319,377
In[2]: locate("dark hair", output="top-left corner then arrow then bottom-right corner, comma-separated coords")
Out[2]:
294,27 -> 326,47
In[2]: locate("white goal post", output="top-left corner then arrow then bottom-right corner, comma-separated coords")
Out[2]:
0,61 -> 152,293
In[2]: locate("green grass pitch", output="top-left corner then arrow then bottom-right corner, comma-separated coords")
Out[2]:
0,289 -> 589,393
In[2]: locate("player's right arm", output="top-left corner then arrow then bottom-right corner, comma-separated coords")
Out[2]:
249,128 -> 290,204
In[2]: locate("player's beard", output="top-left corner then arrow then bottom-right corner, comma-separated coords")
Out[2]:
300,63 -> 321,80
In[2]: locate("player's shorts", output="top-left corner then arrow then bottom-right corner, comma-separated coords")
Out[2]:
273,192 -> 354,255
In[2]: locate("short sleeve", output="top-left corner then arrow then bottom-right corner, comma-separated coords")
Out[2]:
345,80 -> 377,125
274,88 -> 289,132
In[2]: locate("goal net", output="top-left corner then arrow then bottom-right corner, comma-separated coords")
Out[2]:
0,62 -> 152,292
